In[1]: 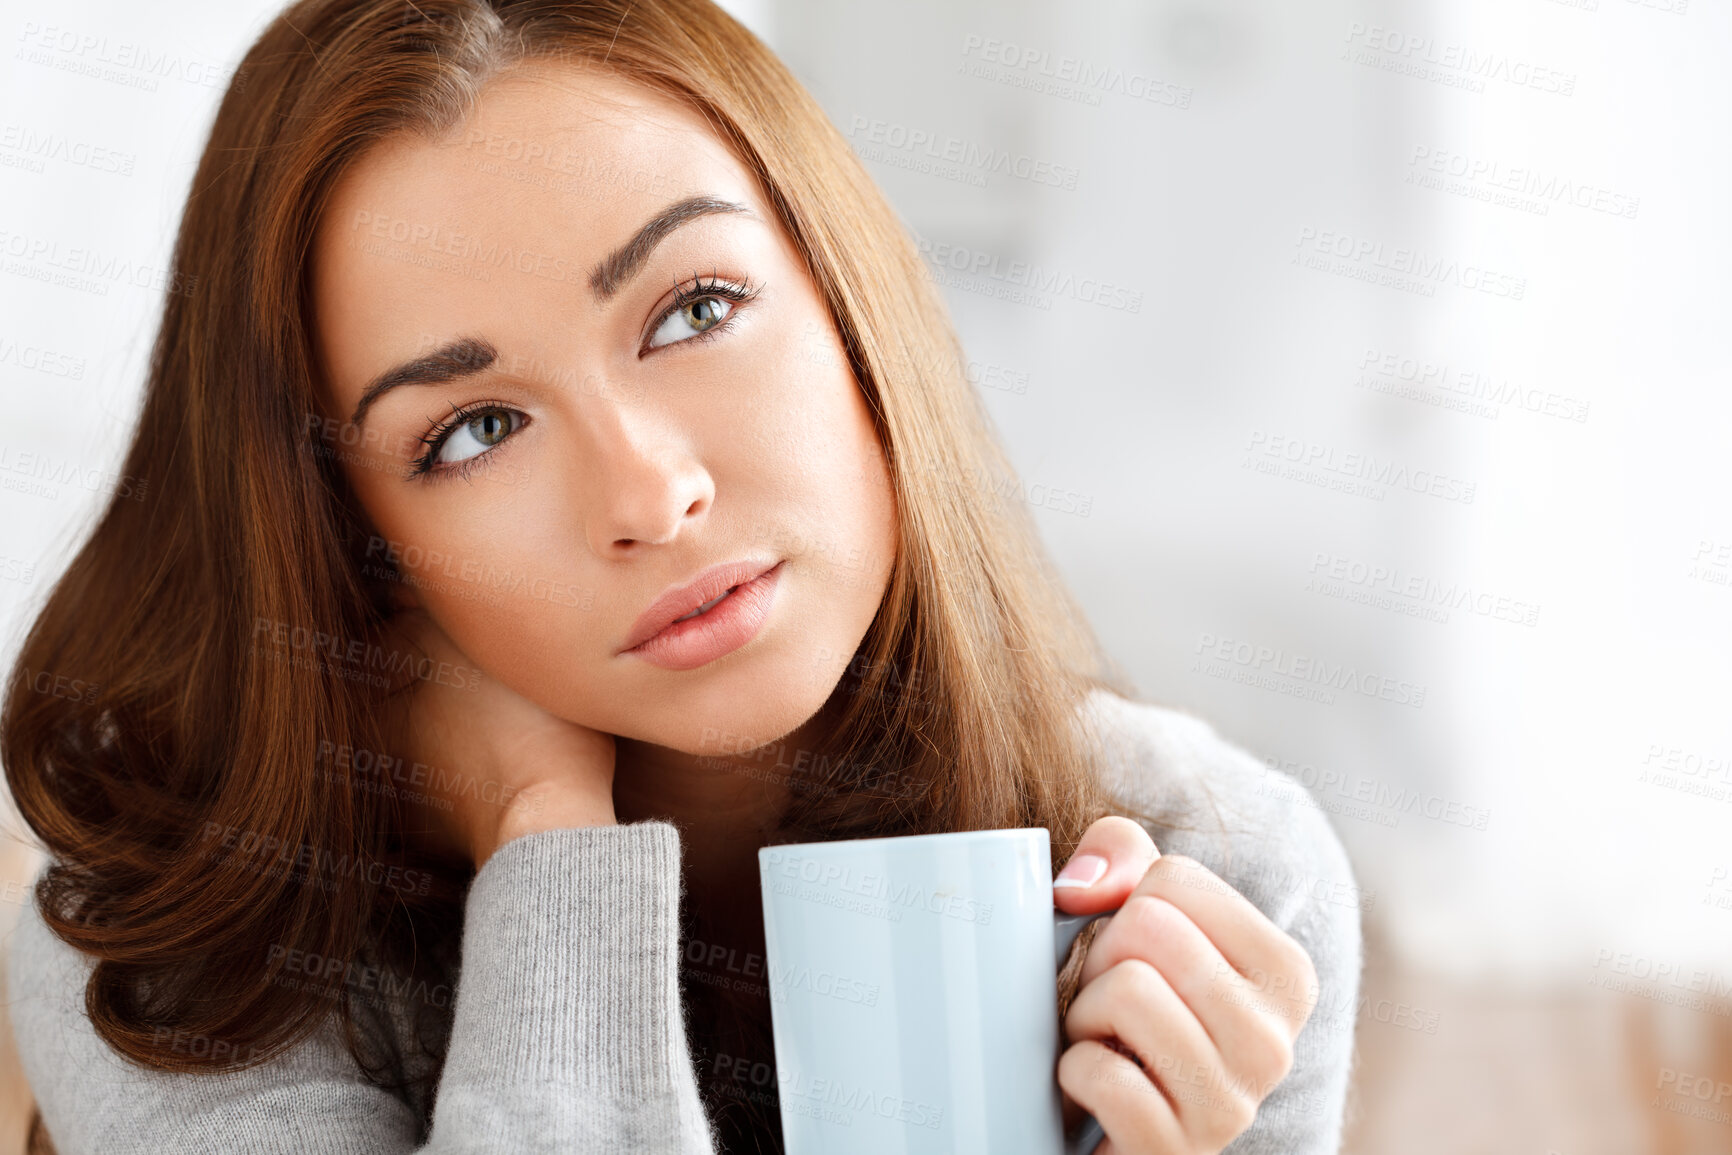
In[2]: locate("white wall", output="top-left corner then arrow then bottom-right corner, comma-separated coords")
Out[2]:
759,0 -> 1732,985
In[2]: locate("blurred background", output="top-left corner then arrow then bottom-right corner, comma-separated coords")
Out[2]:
2,0 -> 1728,1151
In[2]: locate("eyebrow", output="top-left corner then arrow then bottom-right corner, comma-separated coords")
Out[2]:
346,193 -> 752,429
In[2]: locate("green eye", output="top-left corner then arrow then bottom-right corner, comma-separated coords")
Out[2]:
685,297 -> 726,332
466,410 -> 511,448
645,274 -> 762,351
409,402 -> 525,481
649,293 -> 736,349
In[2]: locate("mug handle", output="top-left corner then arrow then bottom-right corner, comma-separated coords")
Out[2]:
1053,907 -> 1121,1155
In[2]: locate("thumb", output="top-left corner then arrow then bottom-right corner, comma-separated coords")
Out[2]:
1052,815 -> 1159,914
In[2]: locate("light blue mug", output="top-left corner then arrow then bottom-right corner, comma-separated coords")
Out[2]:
757,827 -> 1120,1154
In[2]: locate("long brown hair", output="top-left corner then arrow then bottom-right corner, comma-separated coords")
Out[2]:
5,0 -> 1183,1147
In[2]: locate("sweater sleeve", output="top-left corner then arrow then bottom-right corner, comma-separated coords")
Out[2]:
1083,691 -> 1364,1154
5,820 -> 718,1155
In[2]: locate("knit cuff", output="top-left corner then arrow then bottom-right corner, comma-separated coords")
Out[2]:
441,820 -> 689,1098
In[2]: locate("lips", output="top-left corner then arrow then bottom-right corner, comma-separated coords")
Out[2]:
619,557 -> 783,655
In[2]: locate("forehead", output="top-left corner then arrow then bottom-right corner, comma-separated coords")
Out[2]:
311,66 -> 772,410
328,61 -> 749,225
308,64 -> 762,374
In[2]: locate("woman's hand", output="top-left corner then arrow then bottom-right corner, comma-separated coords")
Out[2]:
375,605 -> 619,869
1052,817 -> 1320,1153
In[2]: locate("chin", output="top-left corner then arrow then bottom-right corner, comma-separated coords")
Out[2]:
611,650 -> 838,758
676,680 -> 832,758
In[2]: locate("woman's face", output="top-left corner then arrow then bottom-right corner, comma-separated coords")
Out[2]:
308,64 -> 898,754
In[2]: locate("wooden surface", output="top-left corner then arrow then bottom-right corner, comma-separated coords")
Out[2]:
1342,916 -> 1732,1155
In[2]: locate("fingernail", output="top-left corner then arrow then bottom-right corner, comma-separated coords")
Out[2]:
1054,854 -> 1108,889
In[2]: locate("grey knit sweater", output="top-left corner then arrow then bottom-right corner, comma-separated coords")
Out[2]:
7,692 -> 1363,1152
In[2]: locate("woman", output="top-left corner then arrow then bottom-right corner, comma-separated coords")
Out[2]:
3,1 -> 1359,1151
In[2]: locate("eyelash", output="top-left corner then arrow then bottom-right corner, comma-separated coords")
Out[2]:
648,271 -> 761,355
404,272 -> 762,484
405,398 -> 522,483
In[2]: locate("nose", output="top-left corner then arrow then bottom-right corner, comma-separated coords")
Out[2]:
580,400 -> 714,556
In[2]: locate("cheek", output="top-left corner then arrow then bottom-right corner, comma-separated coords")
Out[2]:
815,389 -> 897,565
397,548 -> 623,728
362,491 -> 522,595
769,375 -> 898,643
735,329 -> 891,509
753,322 -> 895,554
357,487 -> 603,667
